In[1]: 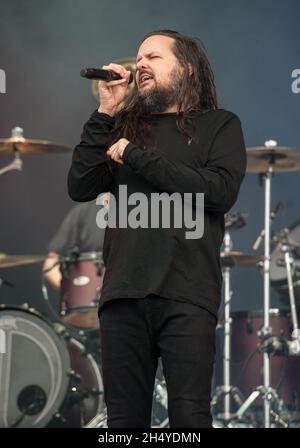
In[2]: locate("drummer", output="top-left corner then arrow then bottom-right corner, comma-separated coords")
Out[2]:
43,195 -> 108,289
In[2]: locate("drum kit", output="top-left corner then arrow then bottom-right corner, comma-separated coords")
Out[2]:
0,128 -> 168,428
1,125 -> 300,428
0,131 -> 103,428
212,140 -> 300,428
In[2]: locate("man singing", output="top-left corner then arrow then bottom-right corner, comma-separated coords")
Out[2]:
68,29 -> 246,428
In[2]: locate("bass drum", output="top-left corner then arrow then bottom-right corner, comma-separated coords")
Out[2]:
0,305 -> 104,428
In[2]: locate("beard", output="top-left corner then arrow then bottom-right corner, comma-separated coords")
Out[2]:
137,65 -> 182,114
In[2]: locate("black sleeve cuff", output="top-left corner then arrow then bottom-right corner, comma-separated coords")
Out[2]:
122,142 -> 140,164
90,109 -> 116,125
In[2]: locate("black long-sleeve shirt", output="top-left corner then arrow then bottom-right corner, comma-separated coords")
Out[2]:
68,109 -> 246,318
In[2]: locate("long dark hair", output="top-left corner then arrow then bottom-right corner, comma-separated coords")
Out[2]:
113,29 -> 218,148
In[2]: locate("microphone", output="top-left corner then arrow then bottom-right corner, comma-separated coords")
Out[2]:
80,67 -> 134,84
252,201 -> 283,251
270,201 -> 283,220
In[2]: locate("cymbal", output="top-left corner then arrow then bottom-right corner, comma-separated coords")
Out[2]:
221,251 -> 263,267
0,253 -> 48,268
0,138 -> 71,155
247,146 -> 300,173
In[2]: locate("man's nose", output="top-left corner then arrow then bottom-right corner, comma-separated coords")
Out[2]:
136,59 -> 148,71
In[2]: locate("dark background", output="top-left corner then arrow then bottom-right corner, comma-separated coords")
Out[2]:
0,0 -> 299,318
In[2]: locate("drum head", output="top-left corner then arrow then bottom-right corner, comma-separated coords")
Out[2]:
0,307 -> 70,428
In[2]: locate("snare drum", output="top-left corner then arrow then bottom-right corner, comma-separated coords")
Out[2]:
0,305 -> 104,428
60,251 -> 104,329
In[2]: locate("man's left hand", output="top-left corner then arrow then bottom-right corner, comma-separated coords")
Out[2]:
107,138 -> 130,165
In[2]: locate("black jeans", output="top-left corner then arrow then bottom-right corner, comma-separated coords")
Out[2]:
98,294 -> 217,428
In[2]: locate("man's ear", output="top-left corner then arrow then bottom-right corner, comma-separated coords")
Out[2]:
188,63 -> 193,77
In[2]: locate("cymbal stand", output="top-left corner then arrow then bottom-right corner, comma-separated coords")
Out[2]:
0,128 -> 23,176
0,150 -> 22,176
235,141 -> 287,427
211,228 -> 244,423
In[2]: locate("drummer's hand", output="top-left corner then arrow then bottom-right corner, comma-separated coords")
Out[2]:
107,138 -> 130,164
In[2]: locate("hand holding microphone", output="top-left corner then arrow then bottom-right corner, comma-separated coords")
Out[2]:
80,63 -> 133,163
82,63 -> 132,117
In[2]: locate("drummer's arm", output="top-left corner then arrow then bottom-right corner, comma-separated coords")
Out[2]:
42,252 -> 61,290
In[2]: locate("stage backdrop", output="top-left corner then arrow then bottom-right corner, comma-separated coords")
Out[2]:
0,0 -> 299,318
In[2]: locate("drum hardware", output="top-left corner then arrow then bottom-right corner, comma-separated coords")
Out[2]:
0,127 -> 71,176
212,213 -> 256,425
213,309 -> 300,426
253,202 -> 283,251
0,277 -> 15,289
224,212 -> 248,231
235,386 -> 289,428
52,321 -> 71,338
51,386 -> 103,426
152,416 -> 169,428
0,127 -> 23,177
258,333 -> 289,356
153,377 -> 168,410
213,418 -> 256,428
233,225 -> 300,427
278,232 -> 300,344
270,220 -> 300,303
67,369 -> 82,383
216,309 -> 300,418
0,151 -> 22,176
272,229 -> 300,355
52,412 -> 67,425
233,140 -> 300,427
151,377 -> 169,428
41,278 -> 70,327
